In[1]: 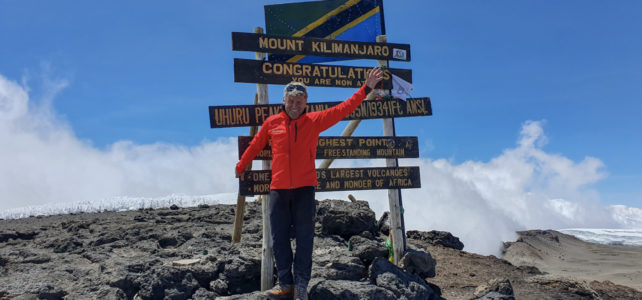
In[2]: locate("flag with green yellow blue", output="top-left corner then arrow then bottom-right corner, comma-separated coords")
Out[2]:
264,0 -> 385,63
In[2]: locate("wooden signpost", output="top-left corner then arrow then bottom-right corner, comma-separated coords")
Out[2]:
238,136 -> 419,160
211,3 -> 434,289
209,97 -> 431,128
234,58 -> 411,89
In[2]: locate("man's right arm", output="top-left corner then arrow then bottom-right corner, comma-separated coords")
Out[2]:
235,122 -> 270,177
314,68 -> 383,132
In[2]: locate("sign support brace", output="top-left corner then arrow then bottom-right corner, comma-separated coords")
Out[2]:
232,94 -> 259,244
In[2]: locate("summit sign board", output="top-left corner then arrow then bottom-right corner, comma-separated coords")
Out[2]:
234,58 -> 412,89
239,166 -> 421,196
209,97 -> 431,128
232,32 -> 411,62
238,136 -> 419,160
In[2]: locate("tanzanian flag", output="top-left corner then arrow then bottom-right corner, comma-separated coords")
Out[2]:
264,0 -> 385,63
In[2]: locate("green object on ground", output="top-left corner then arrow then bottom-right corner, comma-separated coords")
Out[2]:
385,235 -> 394,261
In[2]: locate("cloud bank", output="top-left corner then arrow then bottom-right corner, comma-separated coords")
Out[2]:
1,74 -> 238,210
0,73 -> 638,255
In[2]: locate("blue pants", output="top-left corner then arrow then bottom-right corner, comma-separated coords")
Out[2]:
269,186 -> 315,287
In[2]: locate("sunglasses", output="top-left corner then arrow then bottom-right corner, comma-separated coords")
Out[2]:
286,85 -> 306,93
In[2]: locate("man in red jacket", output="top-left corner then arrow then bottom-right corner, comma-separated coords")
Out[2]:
236,68 -> 383,300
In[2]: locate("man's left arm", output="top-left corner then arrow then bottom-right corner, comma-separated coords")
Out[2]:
316,68 -> 383,131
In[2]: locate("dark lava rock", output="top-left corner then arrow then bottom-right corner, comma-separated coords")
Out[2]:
217,246 -> 262,294
473,278 -> 515,300
377,211 -> 390,235
209,278 -> 229,295
191,287 -> 217,300
0,201 -> 448,299
316,200 -> 377,240
312,236 -> 366,281
0,231 -> 37,242
36,285 -> 67,300
589,280 -> 642,300
94,286 -> 128,300
21,255 -> 52,264
527,276 -> 600,299
135,268 -> 200,299
214,291 -> 265,300
369,257 -> 438,300
348,235 -> 388,267
157,231 -> 193,249
310,279 -> 396,299
89,232 -> 122,247
399,249 -> 436,278
406,230 -> 464,250
124,258 -> 162,274
51,237 -> 84,253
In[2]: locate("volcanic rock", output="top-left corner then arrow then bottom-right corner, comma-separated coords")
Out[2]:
399,248 -> 436,278
348,235 -> 388,267
309,280 -> 396,299
312,236 -> 366,281
406,230 -> 464,250
369,257 -> 439,299
2,200 -> 641,299
316,199 -> 377,239
473,278 -> 515,300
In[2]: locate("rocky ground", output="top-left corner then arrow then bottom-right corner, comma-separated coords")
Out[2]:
1,198 -> 641,299
503,229 -> 642,291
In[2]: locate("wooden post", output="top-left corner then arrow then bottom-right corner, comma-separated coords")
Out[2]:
254,27 -> 274,291
378,34 -> 405,265
232,94 -> 260,243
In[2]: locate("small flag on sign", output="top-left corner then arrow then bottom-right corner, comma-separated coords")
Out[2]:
391,74 -> 413,100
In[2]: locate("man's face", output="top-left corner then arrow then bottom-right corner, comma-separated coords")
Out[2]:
284,94 -> 307,119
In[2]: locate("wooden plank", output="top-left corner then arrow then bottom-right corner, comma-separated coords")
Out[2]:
233,58 -> 411,89
238,167 -> 421,196
209,97 -> 431,128
232,32 -> 411,62
238,136 -> 419,160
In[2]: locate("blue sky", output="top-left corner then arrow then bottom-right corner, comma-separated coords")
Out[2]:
1,0 -> 641,213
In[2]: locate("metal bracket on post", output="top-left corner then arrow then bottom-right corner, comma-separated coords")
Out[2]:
378,34 -> 406,265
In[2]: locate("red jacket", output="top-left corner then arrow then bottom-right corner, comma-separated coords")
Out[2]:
236,84 -> 370,190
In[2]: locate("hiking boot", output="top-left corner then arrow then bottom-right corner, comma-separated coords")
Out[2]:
293,285 -> 308,300
264,284 -> 293,299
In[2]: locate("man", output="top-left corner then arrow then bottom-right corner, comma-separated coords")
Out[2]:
235,68 -> 383,300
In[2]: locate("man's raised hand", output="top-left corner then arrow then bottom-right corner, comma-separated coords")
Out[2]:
365,67 -> 384,89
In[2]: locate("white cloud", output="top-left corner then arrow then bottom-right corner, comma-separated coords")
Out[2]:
0,74 -> 238,210
1,73 -> 639,256
321,120 -> 619,255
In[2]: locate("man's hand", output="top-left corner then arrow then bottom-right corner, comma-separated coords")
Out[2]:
365,67 -> 384,89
